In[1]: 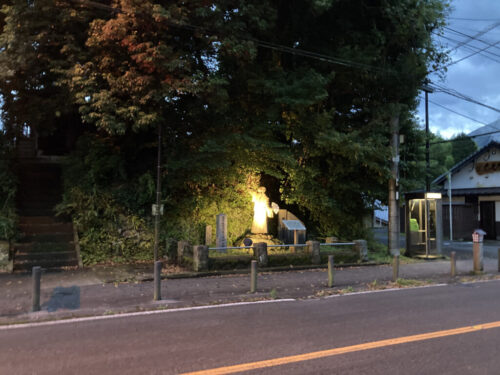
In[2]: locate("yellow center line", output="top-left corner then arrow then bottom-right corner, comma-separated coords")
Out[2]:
180,321 -> 500,375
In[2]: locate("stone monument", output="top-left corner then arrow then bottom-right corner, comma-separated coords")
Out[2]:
216,213 -> 227,250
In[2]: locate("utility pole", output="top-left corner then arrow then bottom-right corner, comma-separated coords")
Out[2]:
422,84 -> 434,257
388,111 -> 400,256
422,84 -> 434,193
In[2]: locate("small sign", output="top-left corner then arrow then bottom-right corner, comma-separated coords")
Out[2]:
282,220 -> 306,231
152,204 -> 164,216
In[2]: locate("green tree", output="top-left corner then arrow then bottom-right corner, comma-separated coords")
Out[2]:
451,132 -> 477,163
0,0 -> 450,260
0,0 -> 92,143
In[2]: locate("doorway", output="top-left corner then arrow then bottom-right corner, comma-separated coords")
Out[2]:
480,201 -> 496,240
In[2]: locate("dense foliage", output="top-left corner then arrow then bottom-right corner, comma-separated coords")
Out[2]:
0,0 -> 450,262
0,130 -> 17,241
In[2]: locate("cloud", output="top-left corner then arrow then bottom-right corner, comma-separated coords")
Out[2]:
418,0 -> 500,138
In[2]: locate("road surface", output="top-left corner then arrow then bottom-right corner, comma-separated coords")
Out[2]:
2,279 -> 500,374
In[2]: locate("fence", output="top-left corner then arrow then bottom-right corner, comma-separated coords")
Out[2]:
176,240 -> 368,272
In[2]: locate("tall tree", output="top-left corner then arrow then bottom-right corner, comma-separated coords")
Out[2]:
451,132 -> 477,163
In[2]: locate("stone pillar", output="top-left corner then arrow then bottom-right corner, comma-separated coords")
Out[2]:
0,241 -> 12,272
308,240 -> 321,265
353,239 -> 368,261
164,238 -> 178,263
205,225 -> 212,246
193,245 -> 209,272
255,242 -> 268,267
177,240 -> 192,263
216,214 -> 228,251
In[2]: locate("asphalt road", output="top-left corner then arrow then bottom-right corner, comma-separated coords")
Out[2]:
2,280 -> 500,374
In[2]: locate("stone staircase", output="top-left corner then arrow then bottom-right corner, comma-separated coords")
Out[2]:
13,161 -> 79,271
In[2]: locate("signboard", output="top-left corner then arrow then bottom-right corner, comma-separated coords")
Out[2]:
152,204 -> 164,216
282,220 -> 306,231
476,161 -> 500,175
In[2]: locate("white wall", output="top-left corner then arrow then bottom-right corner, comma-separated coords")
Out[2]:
444,147 -> 500,190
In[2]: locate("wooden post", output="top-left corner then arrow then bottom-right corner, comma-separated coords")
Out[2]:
392,255 -> 399,282
32,266 -> 41,312
153,261 -> 162,301
250,260 -> 257,293
328,255 -> 334,287
450,251 -> 456,277
473,242 -> 483,273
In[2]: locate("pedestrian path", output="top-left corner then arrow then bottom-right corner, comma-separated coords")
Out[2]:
1,258 -> 498,325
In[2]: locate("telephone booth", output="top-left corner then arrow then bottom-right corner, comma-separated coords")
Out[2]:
405,192 -> 443,258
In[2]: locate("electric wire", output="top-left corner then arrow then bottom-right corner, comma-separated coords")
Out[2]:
449,18 -> 500,22
430,128 -> 500,145
429,83 -> 500,114
425,98 -> 488,125
66,0 -> 390,75
435,33 -> 500,63
67,0 -> 500,121
444,25 -> 500,53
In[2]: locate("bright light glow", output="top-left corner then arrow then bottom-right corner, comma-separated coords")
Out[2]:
251,187 -> 273,234
426,193 -> 442,199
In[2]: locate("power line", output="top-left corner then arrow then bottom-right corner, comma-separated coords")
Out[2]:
430,128 -> 500,145
444,25 -> 500,53
66,0 -> 390,75
449,17 -> 500,22
426,98 -> 488,125
429,83 -> 500,114
445,39 -> 500,67
436,33 -> 500,63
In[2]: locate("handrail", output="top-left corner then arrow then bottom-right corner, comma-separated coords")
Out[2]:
209,242 -> 355,251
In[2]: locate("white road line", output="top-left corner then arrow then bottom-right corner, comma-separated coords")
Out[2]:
325,283 -> 448,298
0,299 -> 296,331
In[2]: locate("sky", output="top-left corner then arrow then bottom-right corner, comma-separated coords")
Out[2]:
416,0 -> 500,139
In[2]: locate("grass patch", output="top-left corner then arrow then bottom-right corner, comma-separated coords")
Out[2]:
393,278 -> 429,287
367,242 -> 420,264
339,286 -> 355,294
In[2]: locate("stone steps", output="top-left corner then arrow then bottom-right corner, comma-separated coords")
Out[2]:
13,161 -> 80,271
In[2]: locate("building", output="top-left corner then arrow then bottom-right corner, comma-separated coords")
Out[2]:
434,140 -> 500,240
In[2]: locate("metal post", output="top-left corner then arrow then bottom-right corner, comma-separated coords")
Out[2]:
250,260 -> 257,293
392,255 -> 399,282
448,173 -> 453,241
498,248 -> 500,273
425,197 -> 429,258
450,251 -> 456,277
153,261 -> 162,301
328,255 -> 334,287
154,123 -> 162,262
425,89 -> 430,193
32,266 -> 41,312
